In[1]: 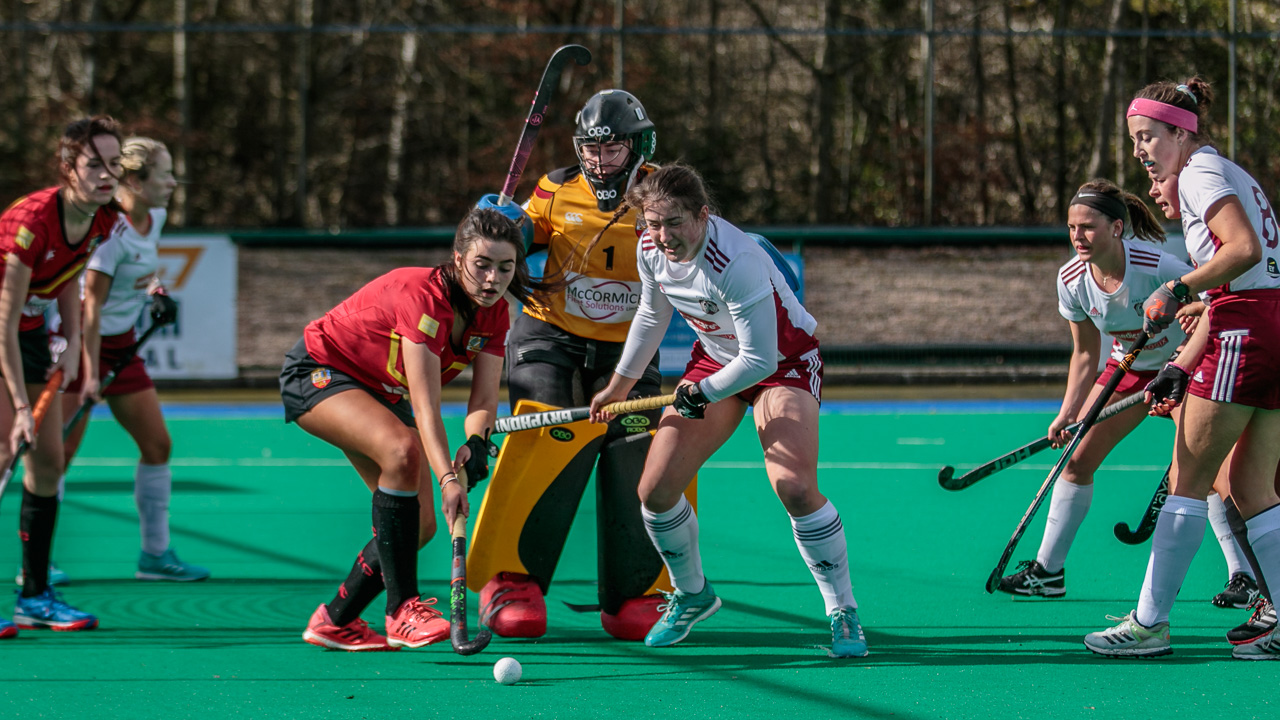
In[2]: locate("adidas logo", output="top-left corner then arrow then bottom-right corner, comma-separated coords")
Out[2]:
1088,307 -> 1101,316
784,369 -> 801,379
1194,371 -> 1204,382
808,560 -> 839,572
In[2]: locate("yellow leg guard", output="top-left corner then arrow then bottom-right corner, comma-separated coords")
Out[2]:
467,400 -> 609,592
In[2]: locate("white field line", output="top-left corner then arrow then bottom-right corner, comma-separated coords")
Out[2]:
67,457 -> 1167,473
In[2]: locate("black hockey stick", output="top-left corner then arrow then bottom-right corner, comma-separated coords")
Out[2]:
1113,465 -> 1171,545
62,320 -> 169,437
448,507 -> 492,656
939,392 -> 1144,491
985,334 -> 1149,593
0,370 -> 64,509
492,394 -> 674,436
497,44 -> 592,206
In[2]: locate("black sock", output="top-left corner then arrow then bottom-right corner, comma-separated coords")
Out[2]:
326,538 -> 385,626
372,489 -> 420,615
1224,496 -> 1271,601
20,489 -> 58,598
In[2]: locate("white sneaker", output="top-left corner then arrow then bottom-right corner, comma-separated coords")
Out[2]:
1083,610 -> 1172,658
1232,628 -> 1280,660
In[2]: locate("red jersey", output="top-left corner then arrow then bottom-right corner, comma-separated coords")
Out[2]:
303,267 -> 509,403
0,187 -> 114,331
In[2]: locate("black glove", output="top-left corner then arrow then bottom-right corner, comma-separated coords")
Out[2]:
462,432 -> 499,489
1145,361 -> 1191,409
673,382 -> 710,420
1141,284 -> 1180,336
150,292 -> 179,326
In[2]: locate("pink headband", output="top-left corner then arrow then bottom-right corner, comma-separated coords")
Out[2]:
1126,98 -> 1198,133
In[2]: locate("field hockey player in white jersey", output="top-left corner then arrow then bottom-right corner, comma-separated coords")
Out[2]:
61,137 -> 210,582
587,164 -> 867,658
997,179 -> 1202,598
1084,76 -> 1280,659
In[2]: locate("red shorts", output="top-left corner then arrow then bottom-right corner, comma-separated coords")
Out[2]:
1095,358 -> 1158,396
682,341 -> 823,406
64,330 -> 153,397
1188,289 -> 1280,410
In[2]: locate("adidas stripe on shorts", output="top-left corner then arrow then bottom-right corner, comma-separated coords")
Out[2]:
1187,289 -> 1280,410
682,339 -> 823,406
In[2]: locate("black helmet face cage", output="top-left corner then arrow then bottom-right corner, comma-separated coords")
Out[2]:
574,133 -> 643,212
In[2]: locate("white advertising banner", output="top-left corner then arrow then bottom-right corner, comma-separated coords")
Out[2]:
143,235 -> 238,379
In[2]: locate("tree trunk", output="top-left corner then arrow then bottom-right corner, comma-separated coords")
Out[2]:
1086,0 -> 1124,179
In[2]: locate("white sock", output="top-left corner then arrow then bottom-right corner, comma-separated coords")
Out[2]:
1035,481 -> 1093,574
1246,504 -> 1280,596
642,496 -> 704,595
135,463 -> 172,556
1136,496 -> 1208,627
1208,493 -> 1251,579
791,500 -> 857,614
56,474 -> 66,503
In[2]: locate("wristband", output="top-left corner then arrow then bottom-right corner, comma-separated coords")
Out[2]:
439,472 -> 459,489
13,403 -> 29,413
1171,277 -> 1192,303
1166,361 -> 1191,375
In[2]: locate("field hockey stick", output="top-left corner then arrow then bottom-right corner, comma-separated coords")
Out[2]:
497,44 -> 592,206
985,334 -> 1149,593
0,370 -> 65,509
448,507 -> 492,656
62,320 -> 169,436
1113,464 -> 1171,545
492,393 -> 675,436
939,392 -> 1145,491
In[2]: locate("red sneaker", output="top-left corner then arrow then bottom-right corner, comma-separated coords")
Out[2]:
385,597 -> 450,649
601,595 -> 664,641
302,604 -> 397,652
480,572 -> 546,638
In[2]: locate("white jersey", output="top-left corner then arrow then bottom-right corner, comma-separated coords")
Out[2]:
615,216 -> 817,402
1179,146 -> 1280,294
1057,240 -> 1193,372
87,209 -> 165,336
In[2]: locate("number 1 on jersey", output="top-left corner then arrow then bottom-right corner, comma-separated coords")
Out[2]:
603,246 -> 615,270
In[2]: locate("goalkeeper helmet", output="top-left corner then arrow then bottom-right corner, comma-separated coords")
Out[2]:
573,90 -> 657,211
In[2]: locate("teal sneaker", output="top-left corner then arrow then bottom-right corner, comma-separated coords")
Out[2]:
644,581 -> 721,648
830,607 -> 869,658
136,549 -> 211,582
14,562 -> 69,587
13,588 -> 98,631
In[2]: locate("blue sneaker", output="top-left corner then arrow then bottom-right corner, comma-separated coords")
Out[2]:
13,588 -> 98,631
0,615 -> 17,639
14,562 -> 70,587
136,548 -> 211,582
830,607 -> 869,658
644,581 -> 721,648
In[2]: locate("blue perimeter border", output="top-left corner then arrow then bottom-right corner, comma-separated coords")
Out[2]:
141,398 -> 1062,420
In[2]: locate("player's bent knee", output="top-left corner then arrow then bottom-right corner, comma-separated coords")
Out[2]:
772,476 -> 822,514
380,435 -> 423,487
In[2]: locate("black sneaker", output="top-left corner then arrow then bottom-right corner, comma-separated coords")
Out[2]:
996,560 -> 1065,597
1227,598 -> 1276,645
1212,572 -> 1259,609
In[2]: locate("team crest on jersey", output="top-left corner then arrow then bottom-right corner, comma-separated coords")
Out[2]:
311,368 -> 332,389
1133,302 -> 1145,316
699,299 -> 719,315
1268,258 -> 1279,278
88,234 -> 103,251
466,335 -> 487,353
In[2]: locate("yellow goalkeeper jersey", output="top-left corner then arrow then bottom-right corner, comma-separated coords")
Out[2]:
522,164 -> 655,343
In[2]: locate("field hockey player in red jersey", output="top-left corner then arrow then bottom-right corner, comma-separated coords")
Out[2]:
282,208 -> 549,651
0,116 -> 123,638
53,137 -> 209,584
589,164 -> 868,658
1085,77 -> 1280,660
